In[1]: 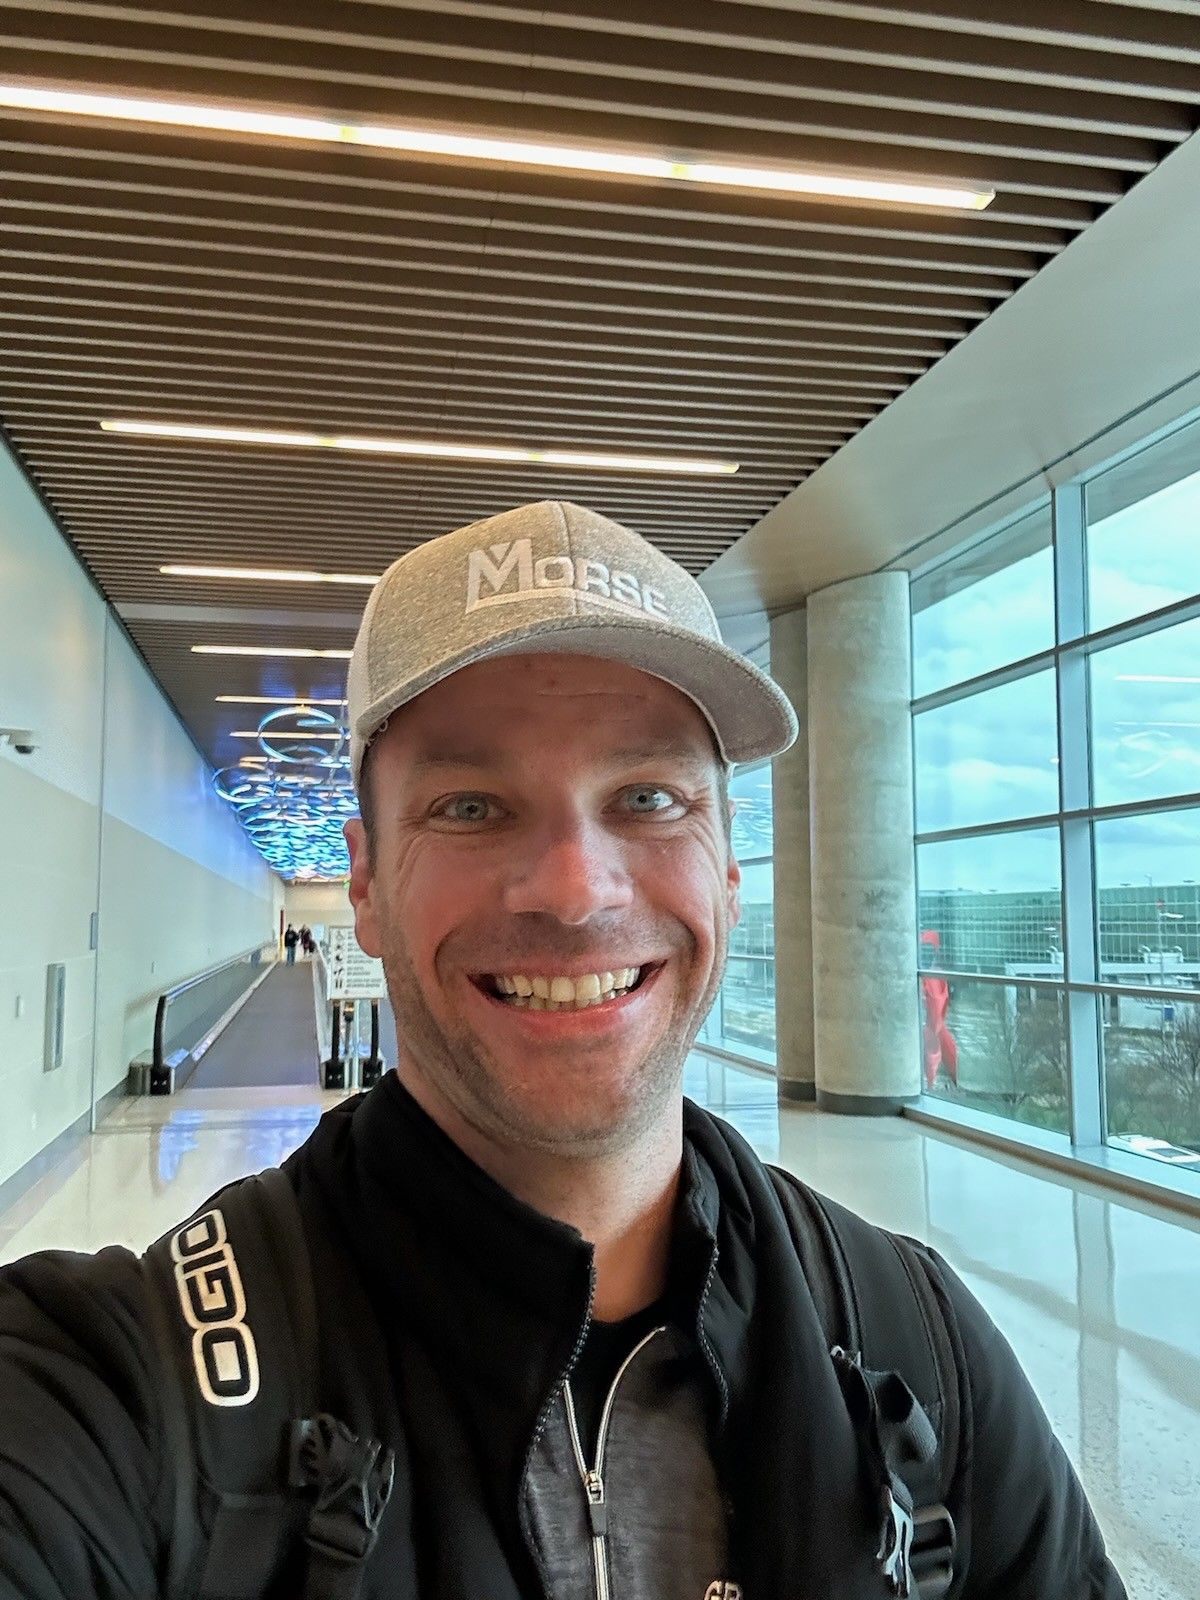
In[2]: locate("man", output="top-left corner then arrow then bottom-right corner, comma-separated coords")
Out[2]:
0,501 -> 1125,1598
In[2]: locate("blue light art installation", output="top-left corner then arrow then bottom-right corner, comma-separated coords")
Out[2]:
212,704 -> 357,880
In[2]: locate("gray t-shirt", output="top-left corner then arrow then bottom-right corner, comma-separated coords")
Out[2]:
522,1320 -> 737,1600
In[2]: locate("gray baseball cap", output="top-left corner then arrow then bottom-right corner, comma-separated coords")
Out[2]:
347,500 -> 798,786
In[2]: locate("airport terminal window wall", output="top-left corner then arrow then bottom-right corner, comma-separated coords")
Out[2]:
698,762 -> 776,1067
911,415 -> 1200,1180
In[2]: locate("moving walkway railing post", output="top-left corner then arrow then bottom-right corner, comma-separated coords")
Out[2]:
321,996 -> 385,1091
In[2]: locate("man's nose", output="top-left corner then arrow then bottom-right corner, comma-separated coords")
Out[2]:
502,816 -> 634,924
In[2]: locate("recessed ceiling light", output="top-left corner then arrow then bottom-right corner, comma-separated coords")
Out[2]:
0,83 -> 994,210
164,563 -> 379,585
217,695 -> 347,705
192,645 -> 353,659
103,419 -> 739,475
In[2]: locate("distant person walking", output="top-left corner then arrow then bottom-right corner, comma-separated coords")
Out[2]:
283,923 -> 299,965
299,924 -> 314,957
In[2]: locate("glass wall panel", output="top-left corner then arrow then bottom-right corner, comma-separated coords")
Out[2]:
1090,617 -> 1200,808
1093,810 -> 1200,989
911,505 -> 1054,698
1086,418 -> 1200,635
729,764 -> 774,862
917,827 -> 1062,975
1103,995 -> 1200,1167
720,859 -> 776,1063
913,669 -> 1059,833
701,763 -> 776,1066
917,976 -> 1068,1133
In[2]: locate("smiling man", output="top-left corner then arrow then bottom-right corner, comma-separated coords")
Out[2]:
0,502 -> 1126,1600
346,650 -> 741,1321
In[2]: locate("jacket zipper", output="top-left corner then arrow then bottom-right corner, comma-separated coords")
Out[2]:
562,1325 -> 666,1600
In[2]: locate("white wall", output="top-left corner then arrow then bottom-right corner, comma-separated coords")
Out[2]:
284,881 -> 355,929
0,439 -> 281,1190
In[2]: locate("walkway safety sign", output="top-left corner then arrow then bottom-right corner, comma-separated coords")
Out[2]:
326,926 -> 385,1000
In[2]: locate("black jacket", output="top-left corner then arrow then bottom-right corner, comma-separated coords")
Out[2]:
0,1076 -> 1127,1598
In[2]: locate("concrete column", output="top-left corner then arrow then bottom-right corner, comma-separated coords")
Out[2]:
769,607 -> 815,1102
807,572 -> 920,1112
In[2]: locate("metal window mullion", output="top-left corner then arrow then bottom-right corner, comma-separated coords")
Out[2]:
1054,484 -> 1104,1148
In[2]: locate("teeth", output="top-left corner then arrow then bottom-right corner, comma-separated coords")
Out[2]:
487,966 -> 645,1009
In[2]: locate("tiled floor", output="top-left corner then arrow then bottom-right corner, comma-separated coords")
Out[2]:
3,1056 -> 1197,1598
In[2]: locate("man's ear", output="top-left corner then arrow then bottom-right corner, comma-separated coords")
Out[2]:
344,817 -> 384,957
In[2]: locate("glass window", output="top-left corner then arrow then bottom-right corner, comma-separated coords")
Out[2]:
1086,418 -> 1200,635
1090,617 -> 1200,808
1094,811 -> 1200,990
911,505 -> 1054,699
1103,996 -> 1200,1168
913,669 -> 1059,833
917,827 -> 1062,976
701,766 -> 776,1066
703,860 -> 776,1065
918,975 -> 1068,1135
729,764 -> 773,862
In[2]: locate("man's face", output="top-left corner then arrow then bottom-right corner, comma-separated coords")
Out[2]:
345,652 -> 740,1159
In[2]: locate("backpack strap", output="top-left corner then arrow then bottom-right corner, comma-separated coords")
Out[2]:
142,1166 -> 396,1600
769,1167 -> 964,1600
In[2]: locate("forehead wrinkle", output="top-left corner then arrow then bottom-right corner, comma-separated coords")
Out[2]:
405,736 -> 714,779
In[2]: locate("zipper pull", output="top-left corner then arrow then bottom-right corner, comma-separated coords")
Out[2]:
584,1469 -> 608,1538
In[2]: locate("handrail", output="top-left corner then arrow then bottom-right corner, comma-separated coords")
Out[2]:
153,940 -> 275,1077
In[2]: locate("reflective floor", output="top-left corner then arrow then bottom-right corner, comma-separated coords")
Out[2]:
2,1056 -> 1197,1599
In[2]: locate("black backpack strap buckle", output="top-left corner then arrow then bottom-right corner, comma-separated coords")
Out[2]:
289,1414 -> 396,1594
911,1503 -> 956,1600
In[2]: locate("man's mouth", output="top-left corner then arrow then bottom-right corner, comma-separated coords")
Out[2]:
471,965 -> 658,1012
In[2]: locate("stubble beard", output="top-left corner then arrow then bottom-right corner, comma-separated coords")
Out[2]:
378,918 -> 729,1161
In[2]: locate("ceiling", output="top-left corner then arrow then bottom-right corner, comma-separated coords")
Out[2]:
2,0 -> 1198,782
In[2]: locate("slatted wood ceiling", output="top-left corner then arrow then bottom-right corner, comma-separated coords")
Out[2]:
1,0 -> 1197,769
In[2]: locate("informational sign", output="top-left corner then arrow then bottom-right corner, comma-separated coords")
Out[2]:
326,926 -> 385,1000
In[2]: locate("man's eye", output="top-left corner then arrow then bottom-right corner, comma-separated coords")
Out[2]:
436,794 -> 496,823
621,785 -> 678,814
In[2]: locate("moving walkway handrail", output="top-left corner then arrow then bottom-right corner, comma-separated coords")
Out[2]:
153,940 -> 275,1076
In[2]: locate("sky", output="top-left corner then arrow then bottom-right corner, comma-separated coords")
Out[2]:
911,465 -> 1200,893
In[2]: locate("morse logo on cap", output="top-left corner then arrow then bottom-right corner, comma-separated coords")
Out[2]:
466,538 -> 670,621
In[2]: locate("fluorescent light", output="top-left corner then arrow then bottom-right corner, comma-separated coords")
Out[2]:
232,730 -> 344,740
217,695 -> 347,706
163,563 -> 378,585
193,645 -> 353,658
1115,674 -> 1200,685
103,419 -> 738,475
0,83 -> 994,210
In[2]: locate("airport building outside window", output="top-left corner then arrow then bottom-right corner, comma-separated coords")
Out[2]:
700,761 -> 776,1068
911,416 -> 1200,1181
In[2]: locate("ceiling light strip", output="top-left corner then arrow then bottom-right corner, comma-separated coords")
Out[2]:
163,563 -> 378,585
101,419 -> 739,476
192,645 -> 353,659
0,84 -> 994,211
218,695 -> 347,706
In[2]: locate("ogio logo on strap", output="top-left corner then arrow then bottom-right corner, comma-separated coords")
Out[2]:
170,1209 -> 260,1408
704,1584 -> 743,1599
